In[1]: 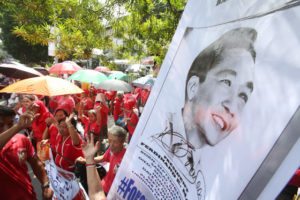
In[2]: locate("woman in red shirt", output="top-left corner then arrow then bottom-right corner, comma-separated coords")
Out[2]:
53,115 -> 84,172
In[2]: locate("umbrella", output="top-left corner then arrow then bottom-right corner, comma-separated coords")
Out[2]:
108,72 -> 128,81
94,66 -> 111,73
0,62 -> 43,79
49,61 -> 82,75
33,66 -> 49,75
0,76 -> 83,96
132,75 -> 156,88
68,69 -> 107,84
94,79 -> 132,92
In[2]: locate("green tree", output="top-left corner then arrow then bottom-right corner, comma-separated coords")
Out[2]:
0,3 -> 49,64
1,0 -> 111,61
110,0 -> 187,64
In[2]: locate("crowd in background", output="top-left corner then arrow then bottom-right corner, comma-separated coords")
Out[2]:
0,78 -> 152,199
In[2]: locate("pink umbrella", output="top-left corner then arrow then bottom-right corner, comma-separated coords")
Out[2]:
49,61 -> 82,75
94,66 -> 111,72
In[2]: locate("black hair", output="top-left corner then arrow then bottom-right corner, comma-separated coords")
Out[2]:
55,109 -> 69,117
185,27 -> 257,101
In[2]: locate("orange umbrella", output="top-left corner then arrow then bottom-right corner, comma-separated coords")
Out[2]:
49,61 -> 82,75
0,76 -> 83,96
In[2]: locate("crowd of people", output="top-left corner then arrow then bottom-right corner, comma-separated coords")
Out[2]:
0,81 -> 152,199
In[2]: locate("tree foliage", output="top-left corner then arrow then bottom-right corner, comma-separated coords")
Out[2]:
0,0 -> 187,65
110,0 -> 187,64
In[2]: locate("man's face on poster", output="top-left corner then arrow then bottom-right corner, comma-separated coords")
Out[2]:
188,48 -> 254,146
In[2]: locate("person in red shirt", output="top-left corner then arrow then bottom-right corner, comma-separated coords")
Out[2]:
52,114 -> 84,172
77,125 -> 127,195
41,108 -> 69,158
31,100 -> 53,149
123,97 -> 139,142
140,88 -> 150,107
94,93 -> 109,140
113,91 -> 124,122
105,90 -> 117,115
79,90 -> 94,116
78,105 -> 101,142
0,106 -> 53,200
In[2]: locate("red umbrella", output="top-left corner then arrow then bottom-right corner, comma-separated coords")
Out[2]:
0,62 -> 43,79
49,61 -> 82,75
94,66 -> 111,72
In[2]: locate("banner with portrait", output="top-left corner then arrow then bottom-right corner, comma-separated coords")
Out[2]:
109,0 -> 300,199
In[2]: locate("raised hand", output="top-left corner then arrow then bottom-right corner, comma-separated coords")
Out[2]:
82,134 -> 100,161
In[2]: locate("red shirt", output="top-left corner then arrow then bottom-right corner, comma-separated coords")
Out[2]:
81,116 -> 101,138
0,134 -> 36,200
32,100 -> 53,142
101,148 -> 126,193
113,97 -> 123,121
53,134 -> 84,172
48,125 -> 59,158
141,89 -> 150,106
125,111 -> 139,136
80,97 -> 94,113
94,102 -> 109,129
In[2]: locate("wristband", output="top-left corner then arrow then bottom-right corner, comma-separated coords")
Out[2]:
86,163 -> 96,167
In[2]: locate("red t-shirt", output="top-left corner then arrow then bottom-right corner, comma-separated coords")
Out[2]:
0,134 -> 36,200
141,89 -> 150,106
101,148 -> 126,193
53,134 -> 84,172
80,97 -> 94,112
113,97 -> 123,121
81,116 -> 101,138
94,102 -> 109,129
125,111 -> 139,136
31,101 -> 53,142
48,125 -> 59,158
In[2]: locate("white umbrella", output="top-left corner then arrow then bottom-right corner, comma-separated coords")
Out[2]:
94,79 -> 132,92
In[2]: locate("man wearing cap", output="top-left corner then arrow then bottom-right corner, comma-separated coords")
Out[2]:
0,106 -> 53,200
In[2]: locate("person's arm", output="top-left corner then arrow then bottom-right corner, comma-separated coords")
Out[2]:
0,111 -> 36,149
66,113 -> 81,146
28,155 -> 53,200
42,117 -> 57,140
82,134 -> 106,200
